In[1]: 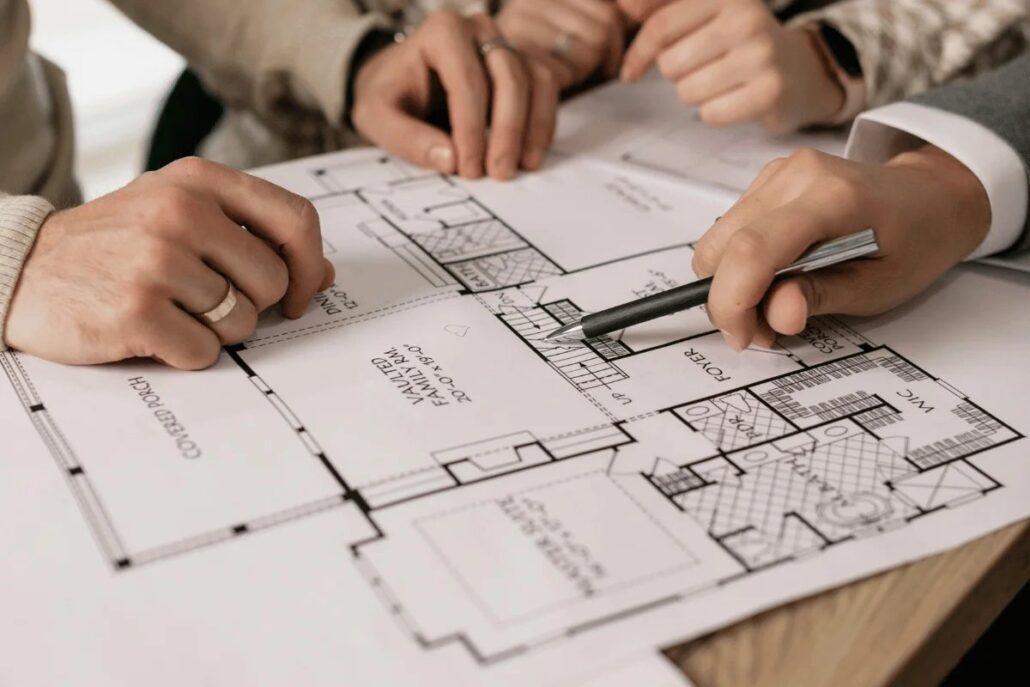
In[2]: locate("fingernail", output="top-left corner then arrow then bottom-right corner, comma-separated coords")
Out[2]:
523,149 -> 543,170
428,145 -> 454,173
492,155 -> 515,179
720,329 -> 745,352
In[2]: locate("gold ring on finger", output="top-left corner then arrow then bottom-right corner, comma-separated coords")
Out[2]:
552,31 -> 574,61
199,280 -> 238,325
480,36 -> 517,58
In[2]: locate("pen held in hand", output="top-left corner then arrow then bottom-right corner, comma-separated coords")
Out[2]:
544,228 -> 879,343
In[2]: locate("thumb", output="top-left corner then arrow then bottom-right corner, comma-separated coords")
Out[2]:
319,258 -> 336,292
762,260 -> 899,335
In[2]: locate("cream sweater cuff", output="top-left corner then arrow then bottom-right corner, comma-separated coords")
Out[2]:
0,195 -> 53,351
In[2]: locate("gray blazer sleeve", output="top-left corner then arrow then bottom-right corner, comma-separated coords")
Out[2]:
910,54 -> 1030,254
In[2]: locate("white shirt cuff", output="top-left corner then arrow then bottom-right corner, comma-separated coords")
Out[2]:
845,101 -> 1028,259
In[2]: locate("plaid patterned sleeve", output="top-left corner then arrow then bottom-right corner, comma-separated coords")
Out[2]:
789,0 -> 1029,108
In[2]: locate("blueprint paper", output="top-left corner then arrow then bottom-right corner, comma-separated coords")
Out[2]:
2,148 -> 1028,687
555,72 -> 846,193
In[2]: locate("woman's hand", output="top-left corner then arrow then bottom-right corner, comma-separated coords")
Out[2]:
619,0 -> 846,132
497,0 -> 626,89
352,11 -> 560,179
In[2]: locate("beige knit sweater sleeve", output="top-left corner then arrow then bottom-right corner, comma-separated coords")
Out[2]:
111,0 -> 395,137
0,194 -> 51,350
0,0 -> 68,351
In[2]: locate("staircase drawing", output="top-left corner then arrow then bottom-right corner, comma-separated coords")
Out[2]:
500,302 -> 629,391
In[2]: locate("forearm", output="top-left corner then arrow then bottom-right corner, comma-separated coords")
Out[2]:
110,0 -> 395,133
0,194 -> 52,350
791,0 -> 1028,108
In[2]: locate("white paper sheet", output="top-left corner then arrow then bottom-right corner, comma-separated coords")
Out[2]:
2,149 -> 1028,685
555,72 -> 846,194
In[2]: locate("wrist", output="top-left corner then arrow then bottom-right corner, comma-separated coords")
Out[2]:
802,22 -> 866,125
345,28 -> 402,129
0,195 -> 52,350
889,145 -> 991,249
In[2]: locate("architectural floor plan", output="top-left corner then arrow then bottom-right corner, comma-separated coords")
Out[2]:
2,146 -> 1028,685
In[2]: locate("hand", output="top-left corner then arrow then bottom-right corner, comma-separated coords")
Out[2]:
5,157 -> 335,369
691,147 -> 990,351
351,10 -> 560,180
496,0 -> 626,89
618,0 -> 845,132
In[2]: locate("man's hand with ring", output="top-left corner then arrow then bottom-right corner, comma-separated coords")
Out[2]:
351,10 -> 560,180
496,0 -> 626,89
4,157 -> 335,370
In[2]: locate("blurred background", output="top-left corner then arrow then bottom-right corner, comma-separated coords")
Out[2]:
29,0 -> 183,199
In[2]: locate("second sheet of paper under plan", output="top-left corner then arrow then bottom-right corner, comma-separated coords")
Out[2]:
2,90 -> 1029,686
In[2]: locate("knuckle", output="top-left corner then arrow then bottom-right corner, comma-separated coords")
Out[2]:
351,100 -> 373,130
787,147 -> 827,173
259,258 -> 291,311
823,174 -> 863,209
287,194 -> 321,238
691,242 -> 718,276
166,155 -> 212,179
183,339 -> 221,371
697,103 -> 725,126
138,237 -> 178,277
118,290 -> 158,328
652,21 -> 673,47
271,260 -> 291,303
764,157 -> 788,175
764,71 -> 785,104
618,0 -> 642,21
737,6 -> 768,36
530,60 -> 558,89
222,303 -> 259,345
676,81 -> 699,105
148,186 -> 200,229
750,33 -> 775,62
726,228 -> 766,262
427,9 -> 461,31
656,52 -> 678,79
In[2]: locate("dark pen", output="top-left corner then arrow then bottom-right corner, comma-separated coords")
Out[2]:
544,228 -> 879,342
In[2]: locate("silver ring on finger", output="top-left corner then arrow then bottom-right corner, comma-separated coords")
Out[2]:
199,280 -> 238,325
480,36 -> 517,59
552,31 -> 575,61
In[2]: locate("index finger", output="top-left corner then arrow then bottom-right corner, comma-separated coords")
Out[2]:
706,195 -> 847,350
165,157 -> 327,319
621,0 -> 718,82
423,13 -> 491,178
691,157 -> 789,277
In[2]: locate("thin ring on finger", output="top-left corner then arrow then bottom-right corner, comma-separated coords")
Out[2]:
480,36 -> 518,58
473,19 -> 530,180
552,30 -> 575,61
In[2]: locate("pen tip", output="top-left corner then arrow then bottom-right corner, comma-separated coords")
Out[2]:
544,322 -> 586,342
